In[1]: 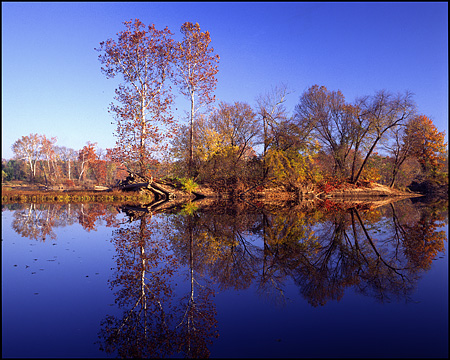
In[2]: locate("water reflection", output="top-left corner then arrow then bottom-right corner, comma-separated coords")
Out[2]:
97,208 -> 218,358
3,197 -> 447,357
7,203 -> 121,241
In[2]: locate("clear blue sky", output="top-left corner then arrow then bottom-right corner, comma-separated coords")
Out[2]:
2,1 -> 448,160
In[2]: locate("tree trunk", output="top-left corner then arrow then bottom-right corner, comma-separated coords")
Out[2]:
189,90 -> 195,177
389,172 -> 397,188
28,158 -> 34,183
140,93 -> 147,175
263,112 -> 267,181
352,136 -> 381,184
350,145 -> 359,183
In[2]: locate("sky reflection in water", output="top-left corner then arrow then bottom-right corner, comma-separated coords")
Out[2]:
2,198 -> 448,358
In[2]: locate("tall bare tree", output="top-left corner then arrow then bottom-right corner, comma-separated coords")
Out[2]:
351,90 -> 416,183
293,85 -> 356,178
294,86 -> 416,183
256,84 -> 291,179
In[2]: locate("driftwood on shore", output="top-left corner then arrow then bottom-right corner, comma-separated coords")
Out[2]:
112,172 -> 175,202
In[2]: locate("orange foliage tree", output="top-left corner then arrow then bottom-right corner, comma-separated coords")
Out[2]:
404,115 -> 447,178
96,19 -> 176,177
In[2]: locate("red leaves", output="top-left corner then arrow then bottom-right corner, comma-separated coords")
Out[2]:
96,19 -> 177,177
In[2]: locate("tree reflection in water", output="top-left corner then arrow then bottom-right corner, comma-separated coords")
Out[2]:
9,203 -> 120,241
97,205 -> 218,358
3,198 -> 447,357
96,198 -> 446,357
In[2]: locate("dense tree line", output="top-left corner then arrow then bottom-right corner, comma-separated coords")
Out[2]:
5,94 -> 447,191
169,85 -> 447,191
4,19 -> 448,191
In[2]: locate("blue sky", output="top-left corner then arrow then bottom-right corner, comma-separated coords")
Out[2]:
2,1 -> 448,160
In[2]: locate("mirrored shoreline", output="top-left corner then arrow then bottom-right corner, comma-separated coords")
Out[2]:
2,197 -> 448,358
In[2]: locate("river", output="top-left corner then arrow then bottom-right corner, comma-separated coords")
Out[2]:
2,197 -> 448,358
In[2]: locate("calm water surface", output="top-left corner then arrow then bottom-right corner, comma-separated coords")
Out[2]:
2,198 -> 448,358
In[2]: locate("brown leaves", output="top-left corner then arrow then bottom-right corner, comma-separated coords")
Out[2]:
96,19 -> 177,177
174,21 -> 219,106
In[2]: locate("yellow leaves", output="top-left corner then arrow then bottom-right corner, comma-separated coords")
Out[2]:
266,148 -> 290,181
266,148 -> 311,184
264,212 -> 320,257
196,230 -> 238,266
360,166 -> 381,182
196,128 -> 224,161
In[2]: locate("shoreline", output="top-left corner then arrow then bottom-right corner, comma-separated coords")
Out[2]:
1,181 -> 426,205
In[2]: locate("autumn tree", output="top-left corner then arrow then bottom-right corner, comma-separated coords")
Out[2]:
56,146 -> 77,181
40,135 -> 59,183
256,84 -> 291,179
294,86 -> 417,184
403,115 -> 447,179
96,19 -> 176,178
259,107 -> 321,190
78,142 -> 98,182
174,22 -> 219,177
293,85 -> 356,179
105,148 -> 128,185
196,101 -> 259,184
11,133 -> 43,182
203,101 -> 259,160
350,90 -> 416,183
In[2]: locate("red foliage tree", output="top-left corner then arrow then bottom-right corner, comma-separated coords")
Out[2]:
96,19 -> 176,178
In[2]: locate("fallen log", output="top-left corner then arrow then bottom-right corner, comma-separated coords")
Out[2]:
119,182 -> 150,192
113,172 -> 178,203
151,181 -> 174,200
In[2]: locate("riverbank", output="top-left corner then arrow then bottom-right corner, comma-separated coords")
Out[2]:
2,180 -> 424,205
